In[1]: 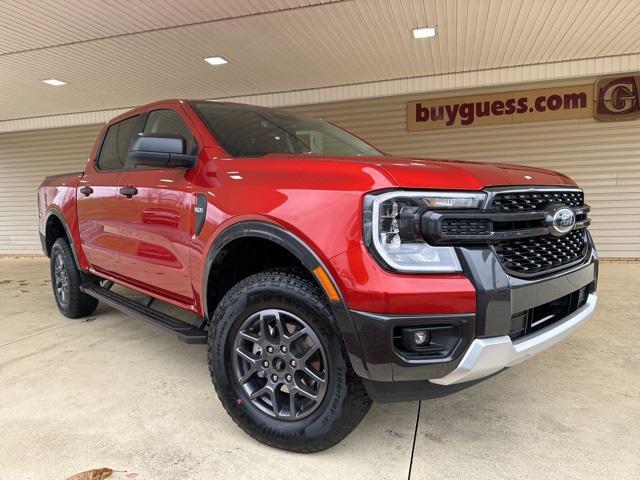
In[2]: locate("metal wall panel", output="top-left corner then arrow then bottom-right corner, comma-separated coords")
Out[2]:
0,124 -> 102,254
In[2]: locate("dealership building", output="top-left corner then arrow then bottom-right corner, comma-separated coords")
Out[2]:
1,1 -> 639,261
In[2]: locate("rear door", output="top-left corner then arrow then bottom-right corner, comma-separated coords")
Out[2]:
77,114 -> 143,276
112,108 -> 197,303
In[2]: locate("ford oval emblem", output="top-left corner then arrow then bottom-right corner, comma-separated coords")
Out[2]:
547,205 -> 576,236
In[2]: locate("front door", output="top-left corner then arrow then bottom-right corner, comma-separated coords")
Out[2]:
77,114 -> 143,276
113,109 -> 197,303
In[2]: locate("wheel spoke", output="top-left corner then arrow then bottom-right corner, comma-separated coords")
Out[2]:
268,387 -> 281,418
249,385 -> 269,400
293,385 -> 318,401
235,347 -> 258,366
288,389 -> 298,418
303,366 -> 326,384
285,327 -> 307,344
258,313 -> 268,339
238,366 -> 258,384
250,385 -> 281,418
274,311 -> 286,340
300,345 -> 319,364
239,330 -> 260,343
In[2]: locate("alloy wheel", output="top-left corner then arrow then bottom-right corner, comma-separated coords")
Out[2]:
53,253 -> 69,305
232,309 -> 329,421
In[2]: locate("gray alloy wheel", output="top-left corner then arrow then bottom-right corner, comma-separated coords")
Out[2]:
232,308 -> 329,421
53,252 -> 70,306
208,269 -> 372,452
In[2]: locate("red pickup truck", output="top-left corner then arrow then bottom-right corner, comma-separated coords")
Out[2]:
38,100 -> 598,452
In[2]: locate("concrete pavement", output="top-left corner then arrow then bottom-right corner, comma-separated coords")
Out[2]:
0,259 -> 638,479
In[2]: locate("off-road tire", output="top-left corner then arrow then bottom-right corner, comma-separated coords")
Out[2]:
50,238 -> 98,318
208,269 -> 372,453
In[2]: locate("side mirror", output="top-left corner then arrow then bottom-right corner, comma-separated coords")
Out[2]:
127,134 -> 197,169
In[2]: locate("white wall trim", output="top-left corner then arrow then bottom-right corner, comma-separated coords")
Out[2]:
2,53 -> 640,133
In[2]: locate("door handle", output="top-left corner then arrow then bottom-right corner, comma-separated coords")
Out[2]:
119,186 -> 138,198
80,186 -> 94,196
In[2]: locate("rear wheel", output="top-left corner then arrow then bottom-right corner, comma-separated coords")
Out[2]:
208,269 -> 372,452
50,238 -> 98,318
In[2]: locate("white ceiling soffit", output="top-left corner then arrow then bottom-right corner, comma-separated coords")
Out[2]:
0,0 -> 337,54
1,0 -> 640,129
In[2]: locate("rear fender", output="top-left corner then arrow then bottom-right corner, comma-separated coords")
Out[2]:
44,208 -> 83,270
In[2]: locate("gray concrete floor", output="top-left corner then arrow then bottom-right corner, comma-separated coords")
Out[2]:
0,259 -> 638,480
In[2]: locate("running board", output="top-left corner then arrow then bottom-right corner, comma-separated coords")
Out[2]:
80,283 -> 208,344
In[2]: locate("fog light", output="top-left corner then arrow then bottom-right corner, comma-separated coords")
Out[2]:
395,323 -> 463,358
414,330 -> 428,345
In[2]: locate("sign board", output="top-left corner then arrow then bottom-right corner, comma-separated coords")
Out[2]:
407,75 -> 640,132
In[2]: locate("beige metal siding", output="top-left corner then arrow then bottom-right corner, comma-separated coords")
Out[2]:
0,125 -> 102,254
287,95 -> 640,258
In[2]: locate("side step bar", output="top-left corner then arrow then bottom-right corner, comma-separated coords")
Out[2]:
80,283 -> 208,344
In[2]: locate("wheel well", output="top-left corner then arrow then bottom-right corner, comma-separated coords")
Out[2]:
45,215 -> 67,256
206,236 -> 314,317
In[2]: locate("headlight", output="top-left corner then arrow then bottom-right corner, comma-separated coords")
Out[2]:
363,191 -> 486,273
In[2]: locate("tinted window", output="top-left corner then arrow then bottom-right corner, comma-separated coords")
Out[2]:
191,101 -> 383,157
97,115 -> 141,170
143,109 -> 196,154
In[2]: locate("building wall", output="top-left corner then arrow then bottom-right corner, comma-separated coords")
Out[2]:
1,84 -> 638,257
0,124 -> 102,254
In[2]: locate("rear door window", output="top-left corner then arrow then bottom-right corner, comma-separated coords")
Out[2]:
97,115 -> 142,171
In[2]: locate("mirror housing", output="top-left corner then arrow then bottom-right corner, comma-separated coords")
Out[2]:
127,134 -> 197,168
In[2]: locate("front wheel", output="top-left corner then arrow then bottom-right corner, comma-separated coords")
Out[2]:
208,269 -> 372,452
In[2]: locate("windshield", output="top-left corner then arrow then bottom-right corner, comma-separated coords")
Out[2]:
191,101 -> 384,158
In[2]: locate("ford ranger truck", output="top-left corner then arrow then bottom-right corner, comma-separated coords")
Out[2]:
38,100 -> 598,452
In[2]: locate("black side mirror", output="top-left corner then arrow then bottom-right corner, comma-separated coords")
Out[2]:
127,134 -> 197,169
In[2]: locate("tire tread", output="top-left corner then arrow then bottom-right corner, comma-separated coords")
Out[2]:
208,268 -> 372,453
50,237 -> 98,318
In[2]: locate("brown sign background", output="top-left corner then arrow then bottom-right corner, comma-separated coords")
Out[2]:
407,84 -> 594,132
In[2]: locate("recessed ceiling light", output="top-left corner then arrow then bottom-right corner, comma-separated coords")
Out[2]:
204,56 -> 228,66
412,27 -> 437,39
42,79 -> 66,86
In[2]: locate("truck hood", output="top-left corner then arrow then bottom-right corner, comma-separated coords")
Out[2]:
256,153 -> 576,190
372,156 -> 575,190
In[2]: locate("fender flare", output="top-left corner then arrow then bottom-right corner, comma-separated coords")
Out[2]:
202,220 -> 370,378
44,208 -> 82,271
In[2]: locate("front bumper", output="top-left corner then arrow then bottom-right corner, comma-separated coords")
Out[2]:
431,293 -> 597,385
349,233 -> 598,402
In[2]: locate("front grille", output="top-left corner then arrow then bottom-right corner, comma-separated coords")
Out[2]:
420,188 -> 591,277
486,188 -> 590,277
492,190 -> 584,211
509,285 -> 591,340
494,229 -> 587,276
441,218 -> 491,235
